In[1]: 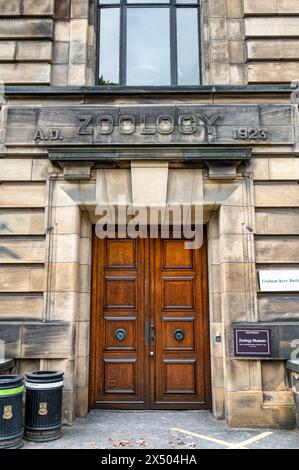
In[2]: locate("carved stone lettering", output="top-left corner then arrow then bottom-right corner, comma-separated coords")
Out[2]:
96,115 -> 114,135
3,105 -> 295,147
179,115 -> 197,135
77,115 -> 93,135
34,128 -> 62,142
156,115 -> 175,135
119,115 -> 135,135
140,115 -> 156,135
34,128 -> 45,142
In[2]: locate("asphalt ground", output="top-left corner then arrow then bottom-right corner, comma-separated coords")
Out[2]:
23,410 -> 299,449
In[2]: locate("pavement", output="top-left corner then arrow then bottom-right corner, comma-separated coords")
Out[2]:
23,410 -> 299,450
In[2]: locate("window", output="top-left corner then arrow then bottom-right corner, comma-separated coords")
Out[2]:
97,0 -> 201,86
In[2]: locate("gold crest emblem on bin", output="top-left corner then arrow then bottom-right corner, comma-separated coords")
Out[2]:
3,405 -> 13,420
38,403 -> 48,416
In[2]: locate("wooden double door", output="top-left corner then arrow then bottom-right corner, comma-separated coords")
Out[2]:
90,231 -> 211,409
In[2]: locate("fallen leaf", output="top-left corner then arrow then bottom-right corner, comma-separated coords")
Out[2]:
112,440 -> 133,448
188,442 -> 197,448
177,439 -> 186,446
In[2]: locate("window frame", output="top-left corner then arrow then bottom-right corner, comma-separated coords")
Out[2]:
96,0 -> 202,86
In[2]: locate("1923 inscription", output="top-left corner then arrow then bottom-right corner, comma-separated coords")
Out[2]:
233,128 -> 268,141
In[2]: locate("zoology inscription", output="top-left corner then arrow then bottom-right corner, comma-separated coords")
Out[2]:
3,105 -> 295,147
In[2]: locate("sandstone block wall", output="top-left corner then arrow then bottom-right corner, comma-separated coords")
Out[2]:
0,0 -> 299,85
0,0 -> 54,84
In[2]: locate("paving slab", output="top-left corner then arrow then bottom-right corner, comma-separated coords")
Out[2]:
23,410 -> 299,449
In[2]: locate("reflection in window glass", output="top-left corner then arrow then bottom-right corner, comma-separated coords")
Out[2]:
99,8 -> 120,85
177,8 -> 199,85
126,8 -> 171,86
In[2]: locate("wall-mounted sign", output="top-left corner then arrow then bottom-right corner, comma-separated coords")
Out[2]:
258,270 -> 299,292
234,328 -> 271,357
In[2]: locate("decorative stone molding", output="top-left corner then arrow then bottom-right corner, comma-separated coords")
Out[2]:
62,161 -> 93,180
49,147 -> 252,182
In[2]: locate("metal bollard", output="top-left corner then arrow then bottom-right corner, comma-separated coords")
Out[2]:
0,375 -> 24,449
24,371 -> 64,442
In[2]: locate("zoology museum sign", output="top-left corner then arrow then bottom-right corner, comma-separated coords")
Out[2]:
234,328 -> 272,357
2,104 -> 295,147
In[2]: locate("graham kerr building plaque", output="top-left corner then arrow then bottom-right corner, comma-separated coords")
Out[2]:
258,270 -> 299,292
234,329 -> 272,357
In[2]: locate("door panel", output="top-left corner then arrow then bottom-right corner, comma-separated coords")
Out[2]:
90,237 -> 147,408
90,230 -> 211,410
150,235 -> 210,408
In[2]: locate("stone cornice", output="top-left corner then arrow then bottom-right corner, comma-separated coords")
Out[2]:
49,147 -> 252,180
2,84 -> 294,97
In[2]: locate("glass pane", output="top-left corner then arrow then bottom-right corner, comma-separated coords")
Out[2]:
177,8 -> 199,85
99,0 -> 120,4
176,0 -> 197,3
99,8 -> 120,85
126,8 -> 171,86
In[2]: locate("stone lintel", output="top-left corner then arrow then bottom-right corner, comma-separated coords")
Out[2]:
49,148 -> 252,175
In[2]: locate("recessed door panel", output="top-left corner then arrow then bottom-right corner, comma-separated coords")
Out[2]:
162,318 -> 195,351
105,276 -> 137,309
162,276 -> 195,310
163,239 -> 194,269
106,239 -> 137,269
104,318 -> 137,351
163,360 -> 196,394
104,359 -> 137,394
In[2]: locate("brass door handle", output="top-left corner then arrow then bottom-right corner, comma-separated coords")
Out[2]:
144,322 -> 155,346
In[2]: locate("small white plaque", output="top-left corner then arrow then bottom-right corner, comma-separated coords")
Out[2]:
258,270 -> 299,292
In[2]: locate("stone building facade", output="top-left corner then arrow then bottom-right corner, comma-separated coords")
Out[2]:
0,0 -> 299,428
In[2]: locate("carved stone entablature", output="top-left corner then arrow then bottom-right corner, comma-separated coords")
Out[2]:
48,147 -> 252,180
3,104 -> 295,147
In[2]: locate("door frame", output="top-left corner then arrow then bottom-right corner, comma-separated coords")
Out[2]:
89,227 -> 211,410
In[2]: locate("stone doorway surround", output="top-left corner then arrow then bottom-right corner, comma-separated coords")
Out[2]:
44,149 -> 271,427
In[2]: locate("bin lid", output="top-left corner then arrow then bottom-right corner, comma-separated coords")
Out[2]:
0,375 -> 24,390
25,371 -> 64,384
286,359 -> 299,373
